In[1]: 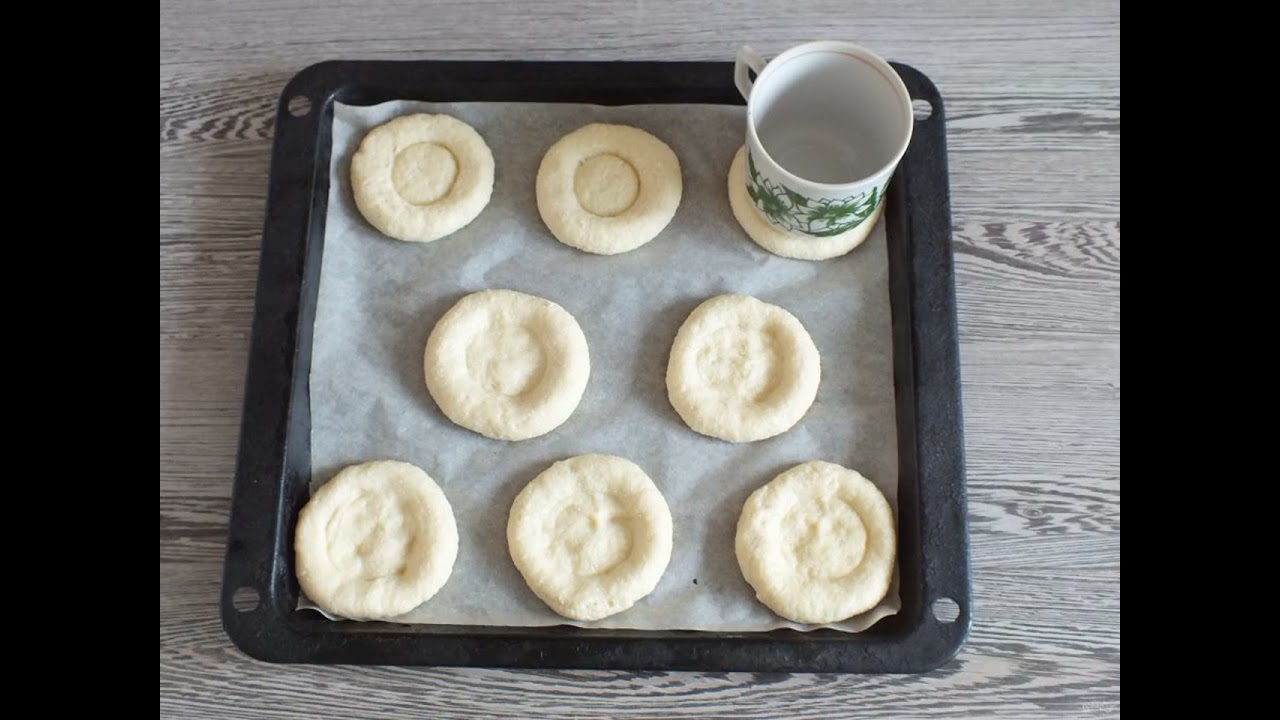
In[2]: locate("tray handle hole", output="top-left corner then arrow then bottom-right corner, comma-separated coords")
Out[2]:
932,597 -> 960,623
912,98 -> 933,121
232,586 -> 260,613
287,96 -> 312,117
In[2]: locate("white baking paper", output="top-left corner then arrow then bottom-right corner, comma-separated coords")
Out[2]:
305,100 -> 899,632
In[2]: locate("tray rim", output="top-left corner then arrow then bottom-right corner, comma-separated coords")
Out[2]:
220,58 -> 971,673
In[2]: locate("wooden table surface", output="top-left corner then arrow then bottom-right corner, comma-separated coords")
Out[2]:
159,1 -> 1120,716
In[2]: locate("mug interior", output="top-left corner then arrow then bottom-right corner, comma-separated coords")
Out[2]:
751,48 -> 910,185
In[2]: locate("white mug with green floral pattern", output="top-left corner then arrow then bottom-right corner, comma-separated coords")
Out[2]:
734,41 -> 913,238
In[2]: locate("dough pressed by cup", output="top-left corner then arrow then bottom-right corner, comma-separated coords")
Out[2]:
536,123 -> 682,255
351,113 -> 495,243
666,294 -> 820,442
507,454 -> 674,621
736,460 -> 896,624
424,289 -> 590,441
727,146 -> 884,261
294,460 -> 459,620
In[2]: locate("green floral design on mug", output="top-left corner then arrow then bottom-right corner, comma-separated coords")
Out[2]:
745,150 -> 884,237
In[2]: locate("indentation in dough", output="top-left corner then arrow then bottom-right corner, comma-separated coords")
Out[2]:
392,142 -> 459,205
326,493 -> 414,581
694,323 -> 784,403
573,153 -> 641,217
464,321 -> 547,397
783,498 -> 867,580
553,497 -> 636,577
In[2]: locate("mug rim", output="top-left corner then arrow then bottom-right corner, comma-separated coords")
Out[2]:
745,40 -> 914,192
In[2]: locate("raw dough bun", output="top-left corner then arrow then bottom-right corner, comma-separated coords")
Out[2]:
536,123 -> 682,255
736,460 -> 896,624
507,454 -> 673,621
424,289 -> 590,441
727,146 -> 884,261
666,294 -> 820,442
294,460 -> 459,620
351,113 -> 495,243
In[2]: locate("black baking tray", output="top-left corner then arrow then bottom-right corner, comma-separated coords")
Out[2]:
221,59 -> 970,673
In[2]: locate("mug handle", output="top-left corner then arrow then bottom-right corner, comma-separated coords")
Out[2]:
734,45 -> 768,101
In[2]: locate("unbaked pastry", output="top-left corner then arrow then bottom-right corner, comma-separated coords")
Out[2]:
736,460 -> 896,624
507,454 -> 673,621
536,123 -> 682,255
666,294 -> 820,442
351,113 -> 495,243
294,460 -> 459,620
424,289 -> 590,441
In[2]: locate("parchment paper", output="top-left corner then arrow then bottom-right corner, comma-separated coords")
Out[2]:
306,100 -> 899,632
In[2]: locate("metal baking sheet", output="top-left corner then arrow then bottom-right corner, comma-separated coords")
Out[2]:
221,59 -> 970,673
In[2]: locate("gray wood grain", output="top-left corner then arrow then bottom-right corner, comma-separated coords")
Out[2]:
159,0 -> 1120,716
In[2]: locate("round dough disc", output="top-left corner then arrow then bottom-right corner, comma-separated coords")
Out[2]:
727,146 -> 884,261
424,289 -> 590,441
536,123 -> 682,255
666,294 -> 820,442
351,113 -> 495,243
736,461 -> 896,624
507,454 -> 674,621
294,460 -> 459,620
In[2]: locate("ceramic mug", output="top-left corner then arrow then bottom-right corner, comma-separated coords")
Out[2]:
734,41 -> 913,238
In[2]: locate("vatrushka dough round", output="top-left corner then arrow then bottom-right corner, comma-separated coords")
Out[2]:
294,460 -> 459,620
536,123 -> 682,255
424,289 -> 590,441
736,461 -> 896,624
350,113 -> 495,243
666,294 -> 821,443
727,146 -> 884,261
507,454 -> 674,621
